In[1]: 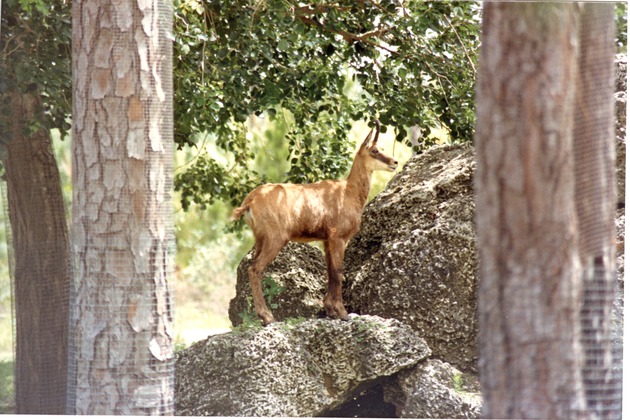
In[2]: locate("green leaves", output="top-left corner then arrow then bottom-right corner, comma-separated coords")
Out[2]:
2,0 -> 482,210
1,0 -> 72,143
17,0 -> 50,16
173,1 -> 482,209
175,151 -> 261,210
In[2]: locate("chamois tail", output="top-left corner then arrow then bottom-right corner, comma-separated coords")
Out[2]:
232,205 -> 249,221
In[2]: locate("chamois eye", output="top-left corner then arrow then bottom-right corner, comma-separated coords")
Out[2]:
370,148 -> 378,155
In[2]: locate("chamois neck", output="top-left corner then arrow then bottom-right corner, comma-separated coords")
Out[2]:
346,158 -> 372,207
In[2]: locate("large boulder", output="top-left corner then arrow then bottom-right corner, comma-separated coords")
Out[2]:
175,315 -> 430,416
344,144 -> 478,372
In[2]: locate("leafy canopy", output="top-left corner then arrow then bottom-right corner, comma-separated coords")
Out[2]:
3,1 -> 628,212
2,0 -> 482,209
0,0 -> 72,145
173,0 -> 481,209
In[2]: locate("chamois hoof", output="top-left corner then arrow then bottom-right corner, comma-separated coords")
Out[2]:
339,313 -> 351,322
330,313 -> 350,322
325,303 -> 350,321
259,312 -> 276,326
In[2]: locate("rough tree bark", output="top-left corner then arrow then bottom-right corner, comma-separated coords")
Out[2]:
475,3 -> 587,418
2,92 -> 70,414
69,0 -> 174,414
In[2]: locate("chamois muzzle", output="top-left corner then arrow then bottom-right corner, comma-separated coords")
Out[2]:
378,154 -> 398,172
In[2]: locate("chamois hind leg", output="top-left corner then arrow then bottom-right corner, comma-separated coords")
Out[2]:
248,236 -> 286,326
323,238 -> 350,321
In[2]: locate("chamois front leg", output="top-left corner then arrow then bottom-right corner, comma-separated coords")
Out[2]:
323,238 -> 350,321
248,265 -> 275,325
248,238 -> 285,326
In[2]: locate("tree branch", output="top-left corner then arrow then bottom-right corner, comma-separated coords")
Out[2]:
295,14 -> 398,55
441,13 -> 476,75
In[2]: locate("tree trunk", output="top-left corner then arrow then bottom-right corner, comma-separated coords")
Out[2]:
475,3 -> 587,418
573,4 -> 619,417
69,0 -> 174,414
2,92 -> 70,414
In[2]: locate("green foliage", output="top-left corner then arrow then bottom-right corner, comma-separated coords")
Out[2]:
0,0 -> 72,145
3,1 -> 627,212
262,275 -> 286,310
173,0 -> 481,209
452,372 -> 464,393
0,359 -> 14,413
234,295 -> 264,331
616,2 -> 628,52
175,149 -> 261,210
174,341 -> 188,353
283,316 -> 306,327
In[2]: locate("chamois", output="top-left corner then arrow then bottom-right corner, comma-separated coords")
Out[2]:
233,120 -> 398,325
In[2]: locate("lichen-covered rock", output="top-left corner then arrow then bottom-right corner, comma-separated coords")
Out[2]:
384,359 -> 482,419
228,242 -> 327,326
175,315 -> 430,417
344,144 -> 478,372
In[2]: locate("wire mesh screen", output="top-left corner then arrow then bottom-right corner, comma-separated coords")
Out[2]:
574,6 -> 623,418
0,151 -> 16,412
0,100 -> 72,413
0,0 -> 624,418
475,3 -> 624,419
66,0 -> 174,414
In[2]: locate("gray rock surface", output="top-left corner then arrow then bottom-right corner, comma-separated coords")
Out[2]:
384,358 -> 482,419
229,242 -> 327,326
175,315 -> 430,417
344,144 -> 478,372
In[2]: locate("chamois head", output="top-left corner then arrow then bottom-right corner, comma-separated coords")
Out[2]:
360,119 -> 398,172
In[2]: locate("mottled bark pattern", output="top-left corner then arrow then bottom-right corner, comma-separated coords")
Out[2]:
70,0 -> 173,414
475,3 -> 586,418
4,92 -> 70,414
